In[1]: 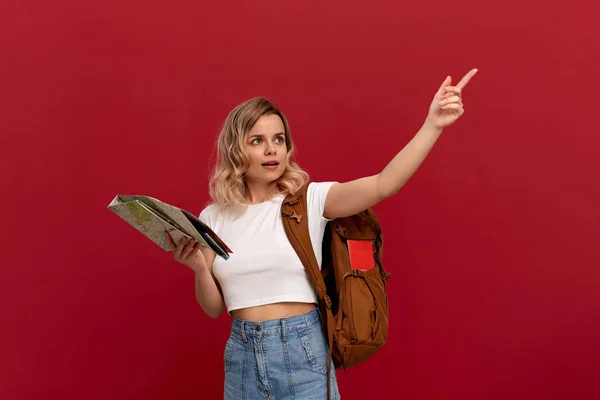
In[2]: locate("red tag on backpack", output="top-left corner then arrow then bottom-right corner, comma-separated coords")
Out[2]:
347,240 -> 375,271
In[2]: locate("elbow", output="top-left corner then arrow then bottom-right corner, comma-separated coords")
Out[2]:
377,187 -> 396,201
375,178 -> 396,200
205,304 -> 224,319
376,173 -> 402,200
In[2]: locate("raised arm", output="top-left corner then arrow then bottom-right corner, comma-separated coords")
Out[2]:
324,69 -> 478,219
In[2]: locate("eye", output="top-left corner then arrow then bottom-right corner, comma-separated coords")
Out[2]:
251,138 -> 262,145
275,136 -> 285,144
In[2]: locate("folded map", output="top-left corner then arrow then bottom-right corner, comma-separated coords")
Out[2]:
107,195 -> 232,260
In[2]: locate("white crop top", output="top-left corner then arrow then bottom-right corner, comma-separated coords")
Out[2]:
198,182 -> 337,314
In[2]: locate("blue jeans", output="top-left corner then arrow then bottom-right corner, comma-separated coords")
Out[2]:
224,307 -> 341,399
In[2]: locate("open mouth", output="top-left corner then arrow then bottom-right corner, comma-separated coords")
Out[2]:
261,162 -> 280,167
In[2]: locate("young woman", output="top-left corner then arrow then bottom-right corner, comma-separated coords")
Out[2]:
166,69 -> 478,399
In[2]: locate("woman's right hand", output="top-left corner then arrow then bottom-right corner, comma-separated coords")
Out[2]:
165,232 -> 207,273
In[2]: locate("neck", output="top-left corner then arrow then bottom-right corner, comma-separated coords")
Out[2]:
244,180 -> 279,205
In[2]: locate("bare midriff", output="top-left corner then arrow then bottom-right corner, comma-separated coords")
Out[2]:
231,302 -> 317,322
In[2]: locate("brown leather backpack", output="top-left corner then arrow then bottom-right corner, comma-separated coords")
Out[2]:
281,183 -> 391,399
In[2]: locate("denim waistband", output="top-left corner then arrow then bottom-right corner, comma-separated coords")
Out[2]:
230,307 -> 321,340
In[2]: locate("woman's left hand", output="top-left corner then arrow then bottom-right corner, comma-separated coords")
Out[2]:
427,68 -> 478,129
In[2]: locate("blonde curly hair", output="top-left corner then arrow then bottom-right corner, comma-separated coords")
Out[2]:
208,97 -> 309,211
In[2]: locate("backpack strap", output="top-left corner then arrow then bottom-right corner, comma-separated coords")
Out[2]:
282,183 -> 335,400
281,184 -> 327,299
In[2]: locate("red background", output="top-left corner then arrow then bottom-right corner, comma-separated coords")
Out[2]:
2,0 -> 599,399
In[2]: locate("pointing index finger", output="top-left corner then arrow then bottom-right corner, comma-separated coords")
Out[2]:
456,68 -> 478,90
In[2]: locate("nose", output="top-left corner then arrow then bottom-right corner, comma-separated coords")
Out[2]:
265,142 -> 276,155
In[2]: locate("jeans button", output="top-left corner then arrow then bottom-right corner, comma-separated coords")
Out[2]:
255,325 -> 262,332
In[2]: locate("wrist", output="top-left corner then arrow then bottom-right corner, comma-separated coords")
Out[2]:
424,116 -> 445,133
193,264 -> 208,276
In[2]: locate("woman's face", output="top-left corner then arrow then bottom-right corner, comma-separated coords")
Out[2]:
244,114 -> 287,185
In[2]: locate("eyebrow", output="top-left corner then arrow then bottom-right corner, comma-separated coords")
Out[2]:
248,133 -> 285,139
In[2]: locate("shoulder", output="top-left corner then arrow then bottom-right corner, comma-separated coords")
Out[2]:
198,202 -> 221,224
307,181 -> 338,198
306,181 -> 338,219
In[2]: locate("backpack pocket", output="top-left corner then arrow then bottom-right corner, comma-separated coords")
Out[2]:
345,268 -> 388,343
